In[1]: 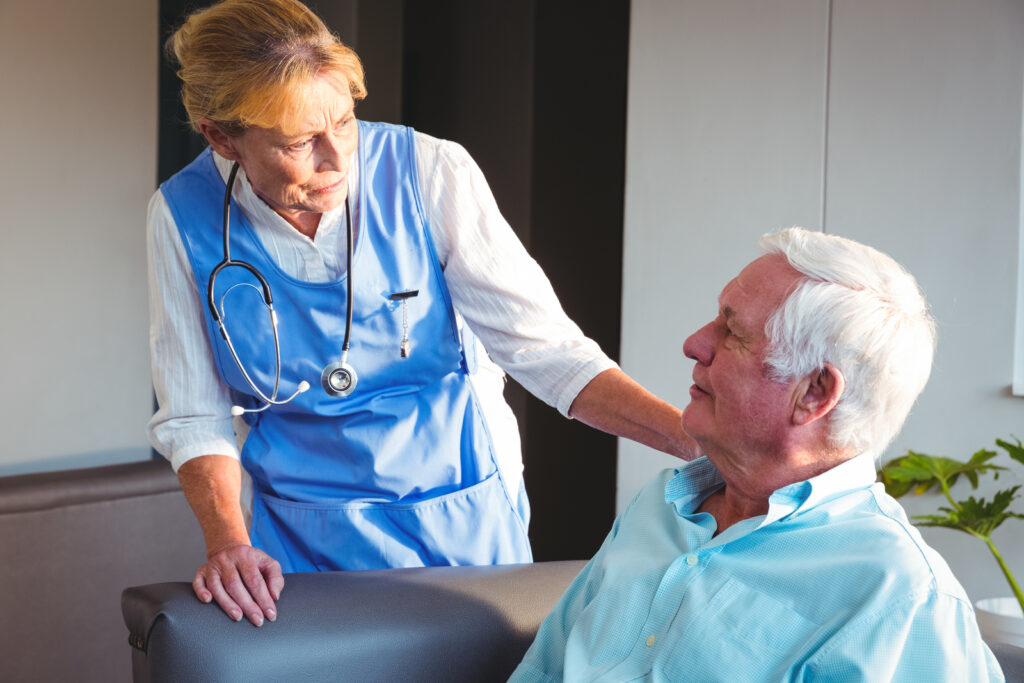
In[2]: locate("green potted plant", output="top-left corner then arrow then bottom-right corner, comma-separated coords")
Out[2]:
879,437 -> 1024,647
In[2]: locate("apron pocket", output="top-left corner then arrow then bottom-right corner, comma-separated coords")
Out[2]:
251,471 -> 532,572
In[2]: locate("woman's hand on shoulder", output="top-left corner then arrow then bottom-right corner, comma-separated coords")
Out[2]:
193,542 -> 284,627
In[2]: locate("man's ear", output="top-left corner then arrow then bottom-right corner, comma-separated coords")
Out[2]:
197,118 -> 242,161
792,363 -> 845,427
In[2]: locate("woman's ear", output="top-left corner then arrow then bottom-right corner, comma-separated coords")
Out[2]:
197,118 -> 242,160
792,363 -> 845,427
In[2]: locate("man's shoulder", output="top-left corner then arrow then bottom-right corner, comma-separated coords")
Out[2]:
793,484 -> 970,601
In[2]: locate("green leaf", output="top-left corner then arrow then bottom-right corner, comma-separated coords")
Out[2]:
913,512 -> 966,531
997,436 -> 1024,468
878,458 -> 919,498
914,486 -> 1024,538
878,449 -> 1005,498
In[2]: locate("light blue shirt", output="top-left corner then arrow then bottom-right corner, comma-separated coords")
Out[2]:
511,453 -> 1004,682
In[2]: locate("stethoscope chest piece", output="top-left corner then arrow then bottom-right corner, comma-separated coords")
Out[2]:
321,360 -> 358,397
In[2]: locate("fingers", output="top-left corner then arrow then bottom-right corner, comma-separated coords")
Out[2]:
265,563 -> 286,602
192,571 -> 213,603
239,559 -> 279,623
192,545 -> 283,626
219,563 -> 265,625
207,566 -> 251,624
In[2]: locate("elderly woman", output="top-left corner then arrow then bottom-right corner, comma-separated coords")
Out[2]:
149,0 -> 692,626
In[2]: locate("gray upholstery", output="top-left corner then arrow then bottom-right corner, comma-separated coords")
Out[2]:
122,561 -> 585,683
992,642 -> 1024,683
0,460 -> 206,683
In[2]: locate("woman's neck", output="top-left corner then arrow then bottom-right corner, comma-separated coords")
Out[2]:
276,208 -> 321,239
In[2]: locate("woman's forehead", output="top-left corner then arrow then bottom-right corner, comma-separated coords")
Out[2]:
259,71 -> 354,136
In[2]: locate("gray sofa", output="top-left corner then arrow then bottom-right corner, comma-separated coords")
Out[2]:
122,561 -> 585,682
0,459 -> 207,683
121,565 -> 1024,683
0,457 -> 582,683
994,642 -> 1024,682
4,459 -> 1022,682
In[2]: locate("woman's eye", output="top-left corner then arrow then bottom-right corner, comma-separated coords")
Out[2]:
288,139 -> 312,151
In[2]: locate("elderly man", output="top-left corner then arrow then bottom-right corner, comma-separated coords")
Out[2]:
510,228 -> 1002,682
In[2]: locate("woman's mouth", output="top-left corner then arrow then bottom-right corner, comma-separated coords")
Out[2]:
310,177 -> 346,194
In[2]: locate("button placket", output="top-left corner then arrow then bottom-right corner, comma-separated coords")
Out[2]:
633,550 -> 704,666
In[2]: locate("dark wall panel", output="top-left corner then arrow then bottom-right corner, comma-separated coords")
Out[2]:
522,0 -> 630,560
403,0 -> 629,560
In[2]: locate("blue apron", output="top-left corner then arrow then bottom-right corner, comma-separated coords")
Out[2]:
161,121 -> 532,572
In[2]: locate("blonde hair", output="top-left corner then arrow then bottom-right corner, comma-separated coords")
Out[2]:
166,0 -> 366,136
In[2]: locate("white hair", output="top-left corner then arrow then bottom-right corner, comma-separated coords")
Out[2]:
759,227 -> 936,456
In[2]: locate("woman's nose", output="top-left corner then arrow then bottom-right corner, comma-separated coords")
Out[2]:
316,132 -> 347,173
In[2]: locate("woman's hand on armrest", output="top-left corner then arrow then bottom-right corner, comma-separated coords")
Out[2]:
194,542 -> 283,627
177,454 -> 284,626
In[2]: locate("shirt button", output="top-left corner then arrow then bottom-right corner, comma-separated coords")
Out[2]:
685,554 -> 698,566
646,635 -> 656,647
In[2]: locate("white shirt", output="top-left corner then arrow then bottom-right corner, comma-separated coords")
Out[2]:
147,128 -> 617,496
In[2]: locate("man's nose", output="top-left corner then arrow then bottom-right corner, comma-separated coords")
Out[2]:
683,321 -> 715,365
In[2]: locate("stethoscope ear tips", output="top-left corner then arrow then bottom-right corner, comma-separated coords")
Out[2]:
230,380 -> 310,416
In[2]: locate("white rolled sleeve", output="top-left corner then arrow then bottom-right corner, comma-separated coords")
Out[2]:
416,134 -> 617,416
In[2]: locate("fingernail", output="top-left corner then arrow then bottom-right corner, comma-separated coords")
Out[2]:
252,614 -> 264,627
267,609 -> 277,622
232,611 -> 243,622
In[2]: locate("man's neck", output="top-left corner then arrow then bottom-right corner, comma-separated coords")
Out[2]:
697,444 -> 854,535
696,486 -> 767,536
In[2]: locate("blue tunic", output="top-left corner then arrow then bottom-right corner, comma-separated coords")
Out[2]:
161,121 -> 532,572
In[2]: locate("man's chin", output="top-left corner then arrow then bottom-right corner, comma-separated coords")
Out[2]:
680,408 -> 705,441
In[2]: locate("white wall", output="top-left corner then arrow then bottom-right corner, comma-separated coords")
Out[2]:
0,0 -> 157,474
621,0 -> 1024,602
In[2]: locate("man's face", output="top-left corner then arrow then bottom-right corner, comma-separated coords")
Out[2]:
681,254 -> 805,469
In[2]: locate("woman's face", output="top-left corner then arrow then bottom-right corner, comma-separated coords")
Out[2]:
207,72 -> 358,232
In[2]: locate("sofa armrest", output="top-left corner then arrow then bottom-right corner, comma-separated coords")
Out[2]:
122,560 -> 585,682
990,641 -> 1024,682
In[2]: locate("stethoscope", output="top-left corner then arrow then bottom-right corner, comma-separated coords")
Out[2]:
208,162 -> 358,416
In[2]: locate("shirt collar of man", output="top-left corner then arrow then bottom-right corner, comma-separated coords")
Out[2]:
664,450 -> 878,527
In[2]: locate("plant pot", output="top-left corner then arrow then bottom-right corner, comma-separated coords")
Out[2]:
976,597 -> 1024,648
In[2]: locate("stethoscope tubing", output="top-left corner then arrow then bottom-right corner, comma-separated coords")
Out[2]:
206,161 -> 355,411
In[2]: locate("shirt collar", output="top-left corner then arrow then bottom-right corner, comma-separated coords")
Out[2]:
664,457 -> 724,515
771,450 -> 878,520
664,450 -> 878,525
211,149 -> 355,244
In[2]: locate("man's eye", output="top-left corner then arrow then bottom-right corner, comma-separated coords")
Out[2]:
288,139 -> 312,151
723,327 -> 745,346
